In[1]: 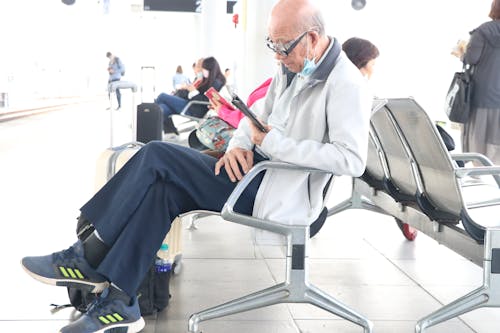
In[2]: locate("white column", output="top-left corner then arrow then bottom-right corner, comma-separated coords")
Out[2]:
233,0 -> 278,97
199,0 -> 228,61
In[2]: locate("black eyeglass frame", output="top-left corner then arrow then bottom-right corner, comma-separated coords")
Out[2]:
265,31 -> 309,57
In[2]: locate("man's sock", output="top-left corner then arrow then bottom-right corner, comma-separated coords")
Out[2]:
82,231 -> 110,269
76,215 -> 94,241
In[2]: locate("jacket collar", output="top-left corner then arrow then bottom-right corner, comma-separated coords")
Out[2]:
310,37 -> 341,81
280,37 -> 341,87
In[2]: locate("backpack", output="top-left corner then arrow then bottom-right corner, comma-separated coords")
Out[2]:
55,261 -> 171,316
52,218 -> 171,315
195,116 -> 235,152
116,57 -> 126,76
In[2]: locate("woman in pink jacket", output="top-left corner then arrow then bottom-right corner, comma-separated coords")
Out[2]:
189,78 -> 272,153
217,78 -> 272,127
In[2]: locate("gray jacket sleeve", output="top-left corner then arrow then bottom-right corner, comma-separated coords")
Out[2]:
464,29 -> 485,65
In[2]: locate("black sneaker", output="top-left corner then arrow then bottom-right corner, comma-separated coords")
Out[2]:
59,287 -> 144,333
21,240 -> 109,293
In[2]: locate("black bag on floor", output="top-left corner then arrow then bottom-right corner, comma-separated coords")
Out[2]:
54,219 -> 172,315
62,261 -> 171,316
136,263 -> 171,315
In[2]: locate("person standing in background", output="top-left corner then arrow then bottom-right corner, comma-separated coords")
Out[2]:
155,56 -> 226,135
172,65 -> 191,92
106,52 -> 125,110
459,0 -> 500,165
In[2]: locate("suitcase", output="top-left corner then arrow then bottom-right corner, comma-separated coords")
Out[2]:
95,141 -> 144,191
137,66 -> 163,143
136,103 -> 163,144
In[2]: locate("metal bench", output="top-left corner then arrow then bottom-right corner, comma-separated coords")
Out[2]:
329,97 -> 500,332
188,161 -> 373,333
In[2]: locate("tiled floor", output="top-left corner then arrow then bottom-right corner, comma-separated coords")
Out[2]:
1,99 -> 499,332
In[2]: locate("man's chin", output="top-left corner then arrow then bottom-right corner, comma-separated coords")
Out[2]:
283,64 -> 299,73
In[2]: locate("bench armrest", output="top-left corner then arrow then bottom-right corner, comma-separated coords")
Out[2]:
451,152 -> 495,166
455,166 -> 500,187
180,100 -> 210,117
221,161 -> 332,236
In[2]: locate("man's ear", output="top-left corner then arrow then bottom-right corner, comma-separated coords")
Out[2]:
309,30 -> 320,48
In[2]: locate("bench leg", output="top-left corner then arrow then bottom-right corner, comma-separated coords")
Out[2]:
416,228 -> 500,332
188,282 -> 289,332
306,284 -> 374,332
415,285 -> 488,332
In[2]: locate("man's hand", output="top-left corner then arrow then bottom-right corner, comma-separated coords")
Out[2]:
248,119 -> 271,146
215,148 -> 254,182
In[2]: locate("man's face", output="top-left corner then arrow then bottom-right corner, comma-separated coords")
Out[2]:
266,23 -> 309,73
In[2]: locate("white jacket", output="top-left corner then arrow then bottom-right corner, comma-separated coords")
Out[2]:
227,38 -> 372,242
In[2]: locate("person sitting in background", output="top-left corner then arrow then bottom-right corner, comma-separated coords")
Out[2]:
189,78 -> 273,153
341,37 -> 379,80
214,78 -> 271,129
172,58 -> 204,99
343,36 -> 460,162
171,65 -> 191,92
192,58 -> 204,82
155,56 -> 226,136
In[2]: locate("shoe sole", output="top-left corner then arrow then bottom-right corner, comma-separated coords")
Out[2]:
21,262 -> 109,293
58,317 -> 145,333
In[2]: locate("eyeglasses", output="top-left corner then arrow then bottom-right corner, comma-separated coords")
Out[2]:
265,31 -> 309,57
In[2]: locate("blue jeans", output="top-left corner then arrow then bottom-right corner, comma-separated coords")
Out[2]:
155,93 -> 188,133
80,142 -> 266,296
108,79 -> 121,108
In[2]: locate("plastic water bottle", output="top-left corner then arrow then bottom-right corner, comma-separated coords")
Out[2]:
155,243 -> 172,273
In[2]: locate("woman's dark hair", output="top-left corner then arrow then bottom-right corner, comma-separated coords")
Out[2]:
490,0 -> 500,19
198,56 -> 226,90
342,37 -> 380,69
176,65 -> 183,74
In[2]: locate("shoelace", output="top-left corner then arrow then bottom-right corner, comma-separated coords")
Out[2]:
52,243 -> 78,263
86,289 -> 110,315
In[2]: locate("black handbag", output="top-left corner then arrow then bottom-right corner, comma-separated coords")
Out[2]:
445,64 -> 473,123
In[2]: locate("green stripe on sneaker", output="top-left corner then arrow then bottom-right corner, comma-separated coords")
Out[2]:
59,267 -> 69,278
98,313 -> 124,325
58,266 -> 85,280
113,313 -> 124,321
74,269 -> 84,279
67,268 -> 77,279
106,314 -> 117,323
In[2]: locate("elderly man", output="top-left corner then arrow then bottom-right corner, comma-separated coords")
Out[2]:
21,1 -> 371,332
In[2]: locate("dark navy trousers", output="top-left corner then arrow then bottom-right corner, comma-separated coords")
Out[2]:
80,141 -> 264,296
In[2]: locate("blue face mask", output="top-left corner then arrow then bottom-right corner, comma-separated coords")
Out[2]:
300,40 -> 317,76
301,57 -> 317,76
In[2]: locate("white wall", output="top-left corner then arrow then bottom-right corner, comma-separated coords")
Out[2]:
0,0 -> 494,120
314,0 -> 492,120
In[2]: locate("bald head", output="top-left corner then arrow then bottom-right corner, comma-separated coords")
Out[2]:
267,0 -> 329,73
269,0 -> 325,37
